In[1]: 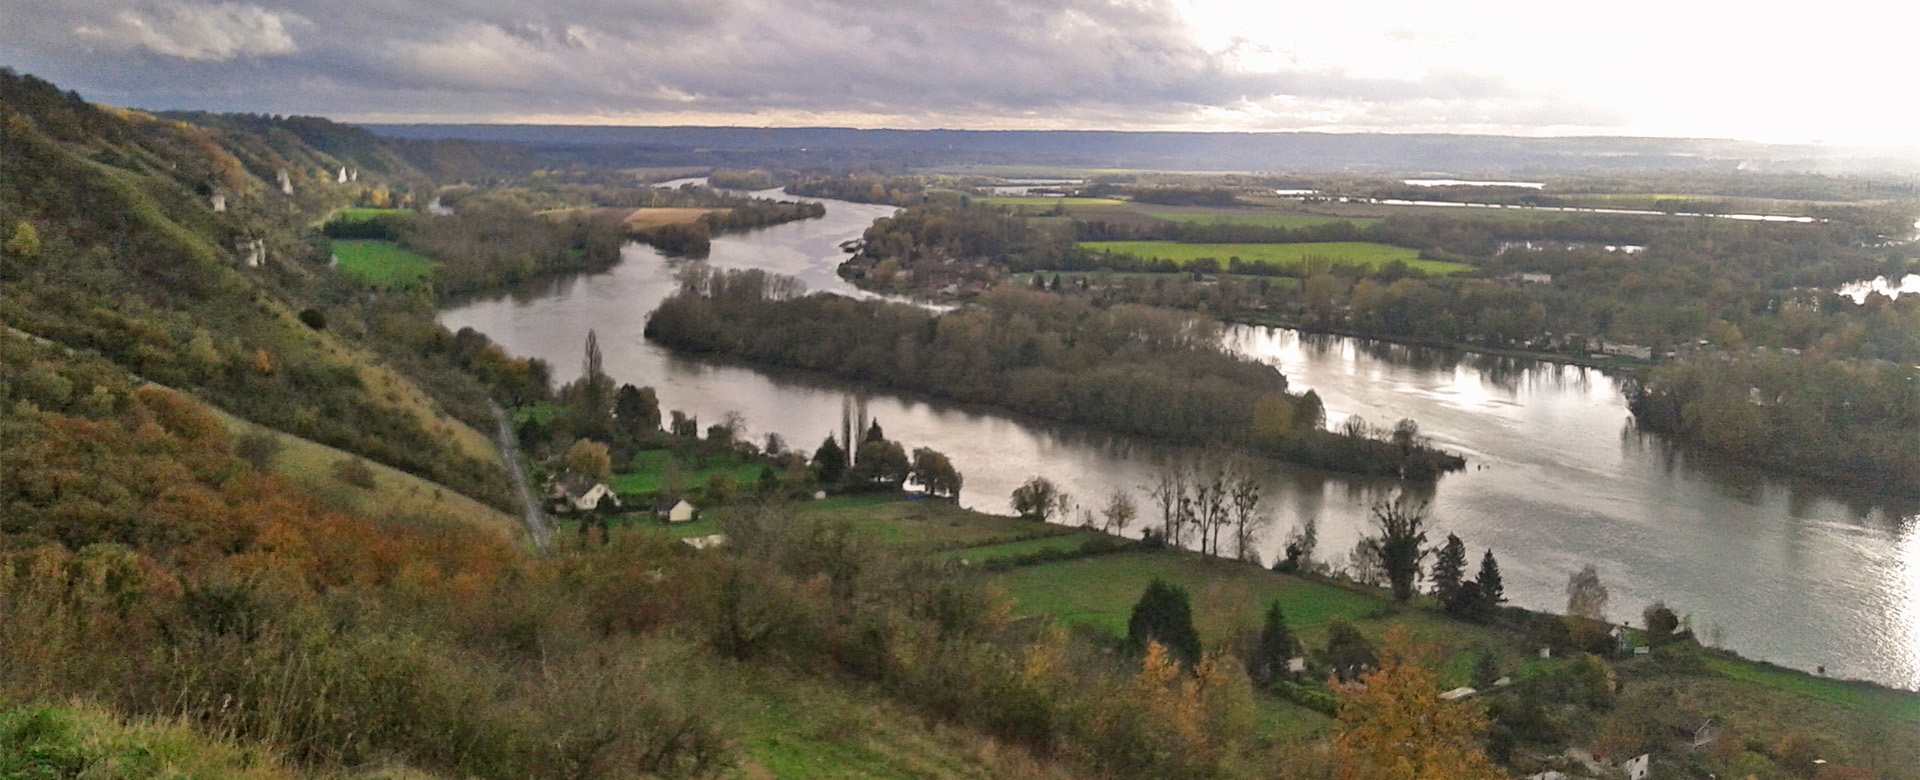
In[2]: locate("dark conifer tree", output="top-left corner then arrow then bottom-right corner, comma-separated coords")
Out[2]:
1431,533 -> 1468,615
813,435 -> 847,483
1251,600 -> 1299,685
1475,549 -> 1506,621
1127,578 -> 1201,666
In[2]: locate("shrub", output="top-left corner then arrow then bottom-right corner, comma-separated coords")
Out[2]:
233,431 -> 284,472
1644,602 -> 1680,641
332,456 -> 378,489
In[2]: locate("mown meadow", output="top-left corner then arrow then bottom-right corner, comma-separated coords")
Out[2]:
1078,240 -> 1469,275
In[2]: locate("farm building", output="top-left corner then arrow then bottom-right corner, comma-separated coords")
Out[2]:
548,475 -> 620,514
656,498 -> 698,523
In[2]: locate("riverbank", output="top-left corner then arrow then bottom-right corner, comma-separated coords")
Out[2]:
1224,313 -> 1656,375
691,493 -> 1920,774
643,275 -> 1467,480
851,270 -> 1659,377
442,188 -> 1920,692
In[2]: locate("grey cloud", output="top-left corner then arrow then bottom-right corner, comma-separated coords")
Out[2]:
71,2 -> 305,62
0,0 -> 1594,130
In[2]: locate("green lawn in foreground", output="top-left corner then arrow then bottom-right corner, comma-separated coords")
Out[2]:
1078,240 -> 1469,274
330,239 -> 436,288
988,549 -> 1508,681
991,551 -> 1378,641
1150,213 -> 1380,229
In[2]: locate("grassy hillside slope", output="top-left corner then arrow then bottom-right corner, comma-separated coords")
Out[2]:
0,69 -> 510,511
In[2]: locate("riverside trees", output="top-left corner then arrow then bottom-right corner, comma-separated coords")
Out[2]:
1144,458 -> 1272,559
1364,496 -> 1433,604
646,265 -> 1463,479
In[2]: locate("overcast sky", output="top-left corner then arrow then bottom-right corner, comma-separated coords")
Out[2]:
4,0 -> 1914,145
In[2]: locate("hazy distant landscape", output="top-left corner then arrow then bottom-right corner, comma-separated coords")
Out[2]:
365,124 -> 1920,176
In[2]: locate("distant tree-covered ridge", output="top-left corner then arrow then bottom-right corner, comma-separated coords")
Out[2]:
645,266 -> 1462,478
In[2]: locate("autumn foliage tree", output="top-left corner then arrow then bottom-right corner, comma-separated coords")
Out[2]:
1333,628 -> 1504,780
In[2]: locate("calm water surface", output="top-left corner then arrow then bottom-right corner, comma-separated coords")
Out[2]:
442,193 -> 1920,691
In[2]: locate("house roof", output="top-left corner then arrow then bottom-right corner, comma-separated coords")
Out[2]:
555,474 -> 602,499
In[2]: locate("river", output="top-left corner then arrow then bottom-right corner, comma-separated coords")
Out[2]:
441,190 -> 1920,691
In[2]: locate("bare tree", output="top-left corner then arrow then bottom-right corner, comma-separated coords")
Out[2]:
1147,464 -> 1193,547
1227,460 -> 1267,562
1193,464 -> 1228,555
1566,564 -> 1609,622
1101,489 -> 1138,535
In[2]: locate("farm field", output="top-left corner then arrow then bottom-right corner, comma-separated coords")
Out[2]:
328,206 -> 411,223
972,196 -> 1126,210
791,493 -> 1068,551
939,530 -> 1099,564
330,239 -> 436,288
610,448 -> 768,497
991,549 -> 1530,685
1078,240 -> 1469,274
1149,212 -> 1378,229
622,206 -> 724,230
1011,270 -> 1303,289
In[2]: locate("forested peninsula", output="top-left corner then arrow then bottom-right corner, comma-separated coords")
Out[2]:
644,266 -> 1465,479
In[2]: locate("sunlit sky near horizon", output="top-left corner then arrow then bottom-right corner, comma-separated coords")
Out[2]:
4,0 -> 1917,146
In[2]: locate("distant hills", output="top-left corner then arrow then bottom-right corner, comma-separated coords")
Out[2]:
363,124 -> 1920,177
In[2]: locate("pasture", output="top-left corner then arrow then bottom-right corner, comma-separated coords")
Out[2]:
1078,240 -> 1469,274
973,196 -> 1126,211
330,206 -> 411,223
330,239 -> 436,288
623,207 -> 725,230
610,448 -> 768,497
1150,212 -> 1379,229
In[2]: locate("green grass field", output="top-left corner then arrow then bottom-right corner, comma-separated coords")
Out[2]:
330,239 -> 436,289
1700,655 -> 1920,724
332,207 -> 412,223
791,493 -> 1067,551
609,449 -> 767,497
1011,270 -> 1303,289
1149,213 -> 1379,229
940,531 -> 1098,564
973,196 -> 1126,209
703,495 -> 1920,761
1077,240 -> 1469,274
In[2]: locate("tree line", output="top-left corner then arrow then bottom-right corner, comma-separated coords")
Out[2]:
646,266 -> 1463,479
1630,352 -> 1920,494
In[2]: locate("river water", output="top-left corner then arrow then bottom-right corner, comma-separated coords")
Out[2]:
441,192 -> 1920,691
